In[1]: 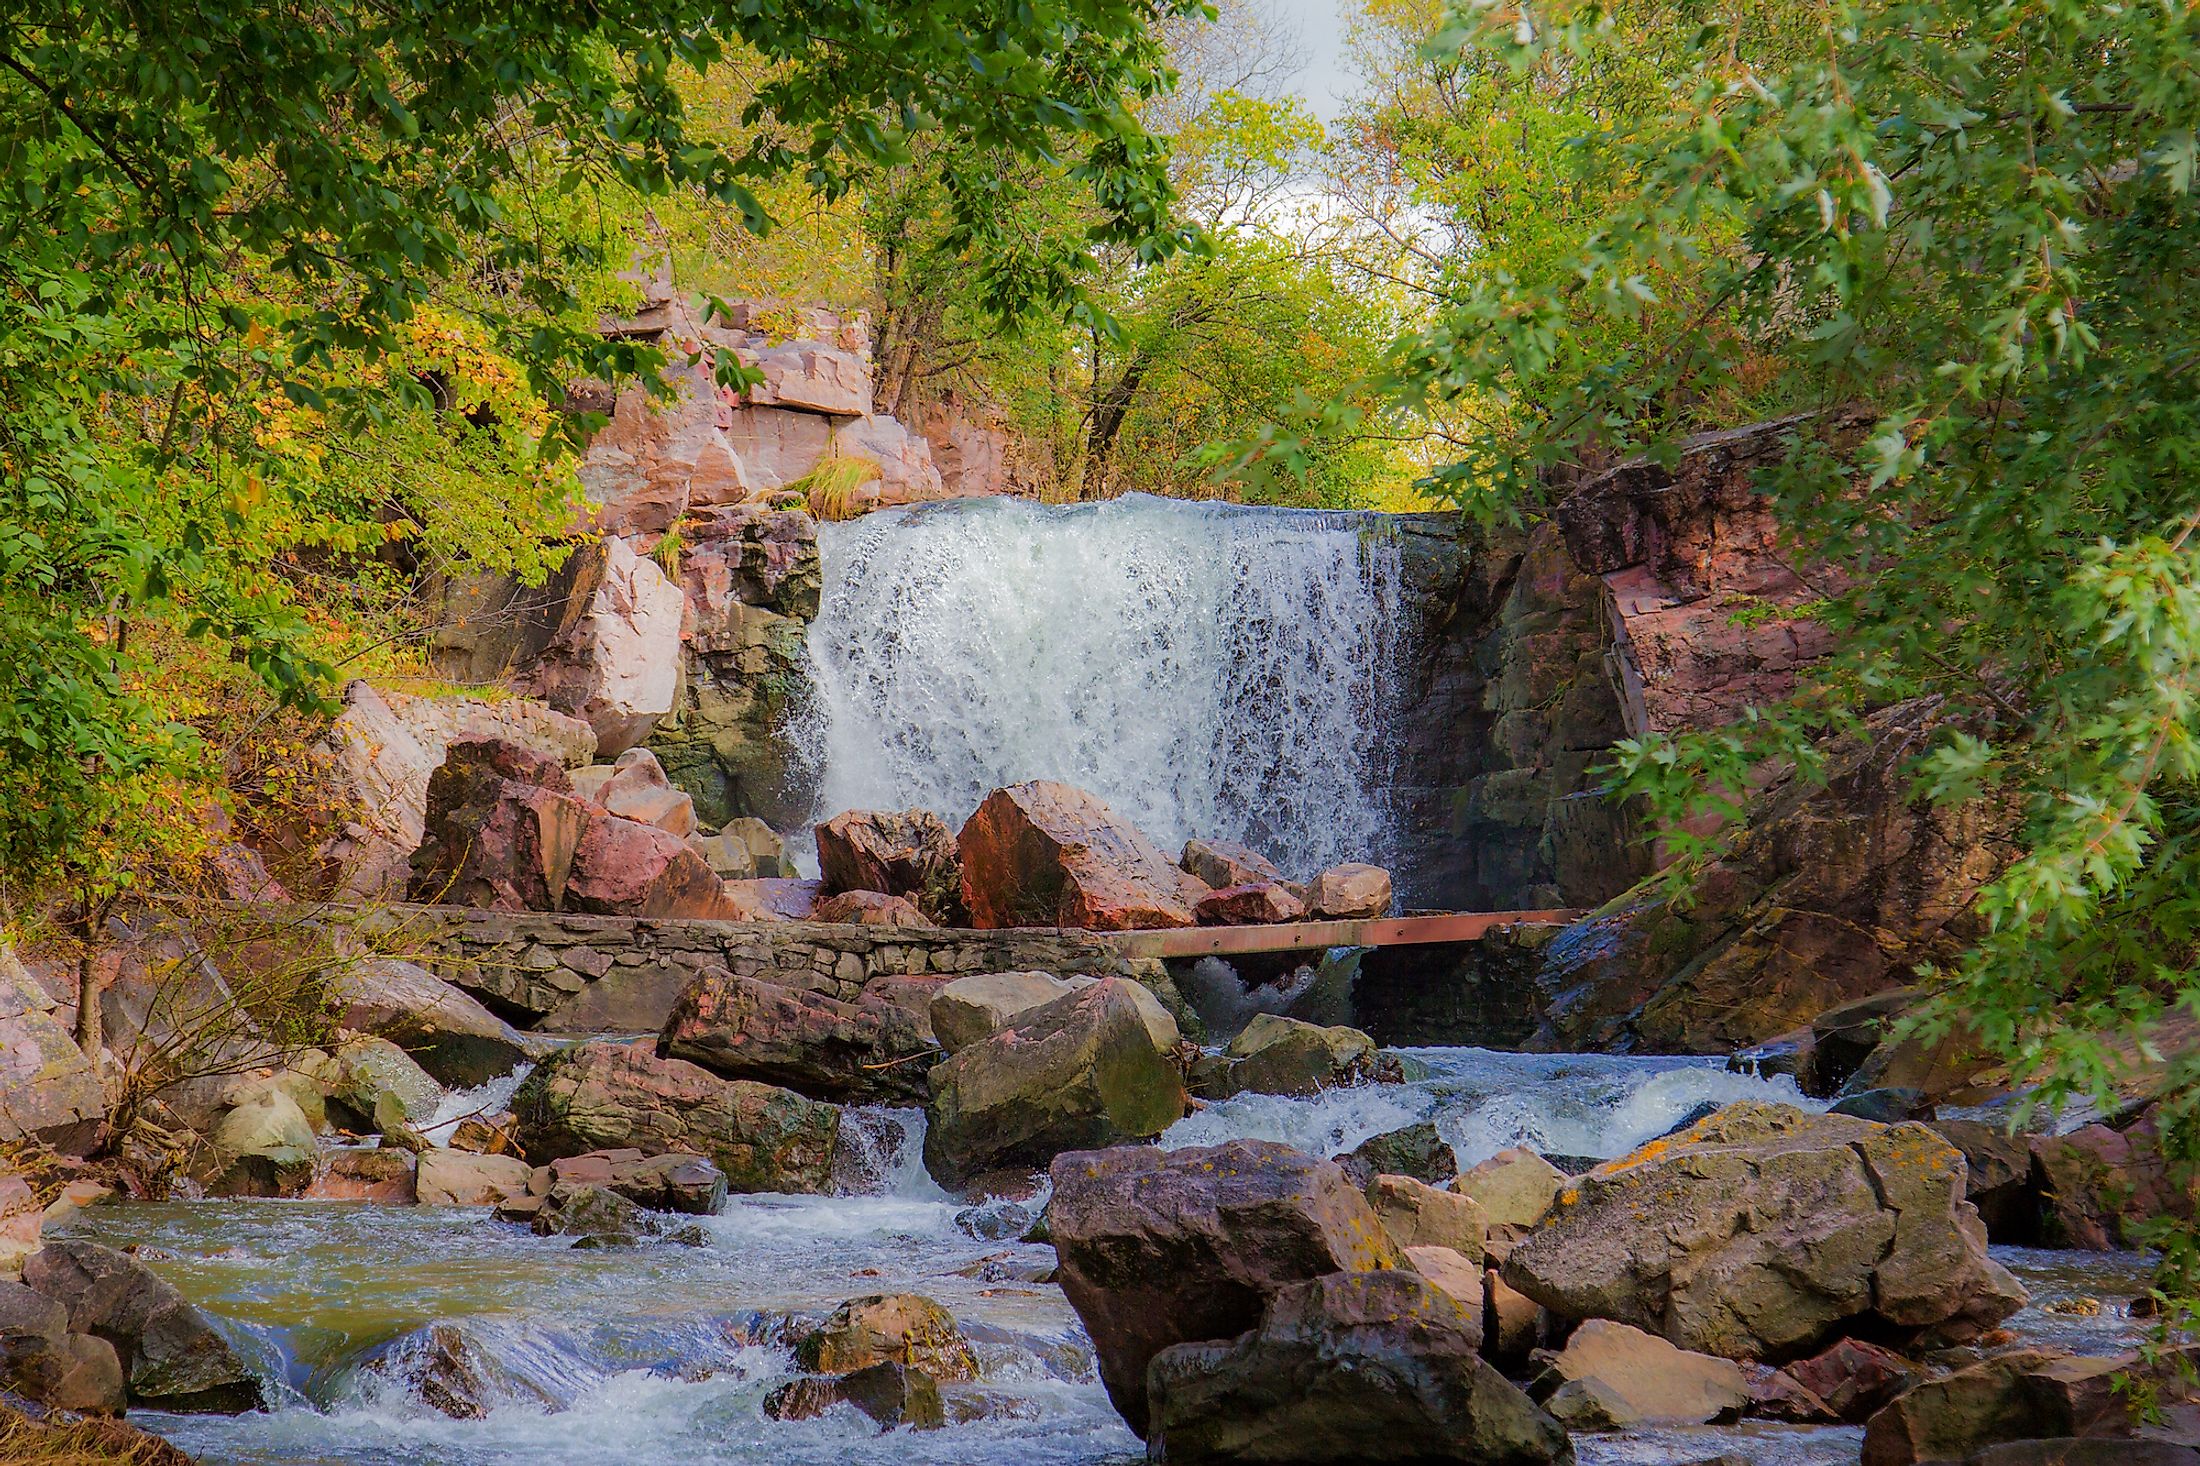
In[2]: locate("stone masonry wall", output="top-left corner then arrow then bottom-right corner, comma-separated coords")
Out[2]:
365,903 -> 1139,1034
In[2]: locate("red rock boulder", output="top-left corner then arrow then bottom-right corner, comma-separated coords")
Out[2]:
1194,883 -> 1307,926
815,809 -> 964,922
408,737 -> 590,910
1047,1139 -> 1402,1436
564,814 -> 737,920
814,890 -> 936,928
659,970 -> 936,1104
957,781 -> 1208,931
1305,863 -> 1394,919
408,736 -> 733,918
1180,838 -> 1284,890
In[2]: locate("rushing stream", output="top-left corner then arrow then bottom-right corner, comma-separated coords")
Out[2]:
67,1051 -> 2159,1466
791,494 -> 1411,879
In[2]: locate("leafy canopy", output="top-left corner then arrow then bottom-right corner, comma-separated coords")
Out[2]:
1401,0 -> 2200,1319
0,0 -> 1204,894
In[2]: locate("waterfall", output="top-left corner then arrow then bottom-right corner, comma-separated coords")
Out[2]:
791,493 -> 1410,881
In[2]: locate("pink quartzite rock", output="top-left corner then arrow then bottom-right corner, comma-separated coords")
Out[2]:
659,970 -> 935,1104
958,781 -> 1208,931
1194,882 -> 1306,926
815,809 -> 964,922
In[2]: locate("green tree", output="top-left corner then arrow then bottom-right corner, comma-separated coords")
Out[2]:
1399,0 -> 2200,1329
0,0 -> 1204,889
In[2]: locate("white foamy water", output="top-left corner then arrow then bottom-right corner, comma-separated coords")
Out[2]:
1163,1047 -> 1828,1169
792,493 -> 1409,880
420,1062 -> 535,1147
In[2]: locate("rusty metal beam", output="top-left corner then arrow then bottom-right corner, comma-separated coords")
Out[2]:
1098,909 -> 1581,961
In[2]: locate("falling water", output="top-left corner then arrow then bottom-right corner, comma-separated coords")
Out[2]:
791,493 -> 1409,879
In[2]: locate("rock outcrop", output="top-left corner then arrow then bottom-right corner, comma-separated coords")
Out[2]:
1145,1271 -> 1572,1465
651,502 -> 821,830
1529,699 -> 2016,1054
1504,1103 -> 2025,1361
923,978 -> 1184,1186
815,809 -> 965,923
512,1037 -> 840,1194
21,1241 -> 261,1412
309,681 -> 595,898
1304,863 -> 1394,919
0,950 -> 104,1152
957,781 -> 1208,930
515,535 -> 683,758
407,736 -> 735,919
658,970 -> 935,1104
1046,1139 -> 1400,1435
330,957 -> 546,1088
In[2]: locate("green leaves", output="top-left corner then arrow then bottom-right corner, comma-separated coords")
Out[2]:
1392,0 -> 2200,1322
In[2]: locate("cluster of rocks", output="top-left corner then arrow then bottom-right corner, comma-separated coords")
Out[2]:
1039,1108 -> 2196,1463
391,730 -> 1398,943
810,781 -> 1393,933
0,1211 -> 263,1424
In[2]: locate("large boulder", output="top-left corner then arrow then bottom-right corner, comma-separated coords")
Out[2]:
795,1294 -> 978,1381
328,1035 -> 443,1133
21,1241 -> 261,1412
414,1149 -> 534,1206
1046,1139 -> 1402,1435
1365,1174 -> 1486,1259
1530,1318 -> 1749,1429
1195,883 -> 1307,926
1200,1013 -> 1382,1099
1453,1147 -> 1567,1230
658,970 -> 935,1104
514,535 -> 684,758
562,810 -> 738,919
957,781 -> 1208,930
0,949 -> 104,1152
1145,1271 -> 1572,1465
536,1149 -> 726,1215
407,736 -> 591,910
330,957 -> 545,1087
1859,1347 -> 2198,1466
923,978 -> 1184,1187
308,680 -> 595,899
1304,863 -> 1394,920
512,1037 -> 840,1194
815,809 -> 964,923
928,971 -> 1096,1053
1505,1103 -> 2025,1360
569,747 -> 698,838
1181,839 -> 1284,891
205,1086 -> 317,1195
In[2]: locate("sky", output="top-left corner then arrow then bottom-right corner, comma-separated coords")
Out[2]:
1266,0 -> 1359,121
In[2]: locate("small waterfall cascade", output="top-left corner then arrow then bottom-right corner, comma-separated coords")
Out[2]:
792,493 -> 1411,879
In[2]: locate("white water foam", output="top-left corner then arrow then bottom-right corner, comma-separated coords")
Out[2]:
791,493 -> 1409,880
1164,1047 -> 1827,1169
420,1062 -> 535,1148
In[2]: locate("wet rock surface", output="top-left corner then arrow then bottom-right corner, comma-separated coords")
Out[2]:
1505,1103 -> 2026,1360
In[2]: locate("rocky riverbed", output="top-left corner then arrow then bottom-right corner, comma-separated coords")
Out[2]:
13,1047 -> 2174,1466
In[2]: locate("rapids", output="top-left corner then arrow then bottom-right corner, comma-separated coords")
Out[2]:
67,1053 -> 2159,1466
791,494 -> 1410,880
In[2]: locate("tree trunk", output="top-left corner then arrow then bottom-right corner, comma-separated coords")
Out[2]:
74,945 -> 102,1056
